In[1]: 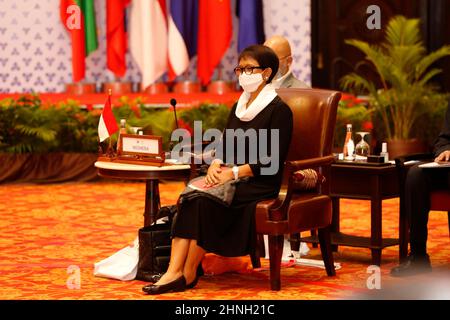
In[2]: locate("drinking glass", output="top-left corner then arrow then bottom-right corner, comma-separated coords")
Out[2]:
355,132 -> 370,161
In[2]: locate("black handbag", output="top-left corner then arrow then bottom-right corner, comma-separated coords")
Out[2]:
135,205 -> 177,282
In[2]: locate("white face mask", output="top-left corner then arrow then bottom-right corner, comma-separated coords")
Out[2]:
275,63 -> 289,80
239,73 -> 264,93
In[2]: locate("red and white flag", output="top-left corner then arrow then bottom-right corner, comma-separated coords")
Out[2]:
98,95 -> 119,142
129,0 -> 168,90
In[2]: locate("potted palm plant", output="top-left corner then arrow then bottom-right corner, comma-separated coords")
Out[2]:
340,15 -> 450,158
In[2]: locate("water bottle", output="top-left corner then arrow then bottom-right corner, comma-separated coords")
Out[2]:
117,119 -> 127,153
343,124 -> 354,160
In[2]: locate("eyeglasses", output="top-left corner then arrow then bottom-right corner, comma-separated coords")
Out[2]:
279,55 -> 291,61
234,66 -> 264,75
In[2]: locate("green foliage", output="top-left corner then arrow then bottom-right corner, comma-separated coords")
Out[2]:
179,103 -> 230,132
334,95 -> 373,149
0,95 -> 231,154
340,15 -> 450,140
0,95 -> 103,153
0,95 -> 60,153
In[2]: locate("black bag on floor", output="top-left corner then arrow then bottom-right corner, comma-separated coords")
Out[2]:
135,205 -> 177,282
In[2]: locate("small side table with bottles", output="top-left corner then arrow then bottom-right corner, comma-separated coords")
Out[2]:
302,123 -> 406,265
301,161 -> 404,266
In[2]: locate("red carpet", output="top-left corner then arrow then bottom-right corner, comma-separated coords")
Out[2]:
0,181 -> 449,300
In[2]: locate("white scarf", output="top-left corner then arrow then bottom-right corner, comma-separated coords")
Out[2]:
235,83 -> 278,122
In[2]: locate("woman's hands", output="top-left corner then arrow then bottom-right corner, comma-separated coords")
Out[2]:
435,150 -> 450,162
204,161 -> 234,187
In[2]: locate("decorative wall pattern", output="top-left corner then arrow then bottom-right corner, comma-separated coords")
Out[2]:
0,0 -> 311,93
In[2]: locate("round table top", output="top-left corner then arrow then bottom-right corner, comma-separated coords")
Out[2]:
95,161 -> 191,181
94,161 -> 191,171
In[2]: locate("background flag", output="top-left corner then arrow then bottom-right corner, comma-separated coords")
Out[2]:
107,0 -> 131,78
60,0 -> 98,82
197,0 -> 232,85
98,95 -> 119,143
236,0 -> 265,52
167,0 -> 199,80
129,0 -> 168,90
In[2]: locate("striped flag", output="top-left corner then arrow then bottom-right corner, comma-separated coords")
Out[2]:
129,0 -> 168,89
60,0 -> 98,82
98,95 -> 119,143
167,0 -> 199,80
106,0 -> 131,77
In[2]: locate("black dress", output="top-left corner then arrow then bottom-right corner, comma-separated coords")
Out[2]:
171,95 -> 293,257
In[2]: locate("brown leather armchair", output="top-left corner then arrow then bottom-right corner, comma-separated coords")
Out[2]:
253,88 -> 341,290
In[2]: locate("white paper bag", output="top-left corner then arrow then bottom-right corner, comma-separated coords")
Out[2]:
94,237 -> 139,281
263,235 -> 310,259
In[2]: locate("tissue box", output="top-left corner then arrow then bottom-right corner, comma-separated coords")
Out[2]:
367,155 -> 385,163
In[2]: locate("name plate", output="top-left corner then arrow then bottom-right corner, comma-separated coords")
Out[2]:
122,136 -> 159,155
118,134 -> 164,162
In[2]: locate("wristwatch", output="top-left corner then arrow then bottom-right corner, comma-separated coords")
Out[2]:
232,166 -> 239,180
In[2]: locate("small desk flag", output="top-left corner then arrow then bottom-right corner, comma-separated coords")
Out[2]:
98,95 -> 119,142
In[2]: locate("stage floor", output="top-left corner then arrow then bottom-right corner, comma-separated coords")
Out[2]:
0,181 -> 449,300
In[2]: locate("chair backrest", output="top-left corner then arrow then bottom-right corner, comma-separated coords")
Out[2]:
276,88 -> 341,162
276,88 -> 341,188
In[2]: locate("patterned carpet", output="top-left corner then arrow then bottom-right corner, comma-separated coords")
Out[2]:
0,181 -> 449,300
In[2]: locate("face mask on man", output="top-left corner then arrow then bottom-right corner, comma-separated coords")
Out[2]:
275,61 -> 289,80
239,73 -> 265,93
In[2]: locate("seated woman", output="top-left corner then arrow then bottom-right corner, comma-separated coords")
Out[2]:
143,45 -> 293,295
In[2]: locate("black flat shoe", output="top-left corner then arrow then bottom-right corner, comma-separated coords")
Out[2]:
186,264 -> 204,289
149,266 -> 201,284
391,254 -> 432,277
186,275 -> 199,289
197,264 -> 204,277
142,275 -> 186,295
148,273 -> 163,283
137,273 -> 163,283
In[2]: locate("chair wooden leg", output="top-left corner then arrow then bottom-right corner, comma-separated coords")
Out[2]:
311,229 -> 318,248
250,234 -> 266,268
257,234 -> 266,258
448,211 -> 450,238
268,235 -> 284,291
318,226 -> 336,276
250,251 -> 261,269
290,233 -> 300,252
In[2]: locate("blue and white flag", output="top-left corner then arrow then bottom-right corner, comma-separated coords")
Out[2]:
168,0 -> 199,79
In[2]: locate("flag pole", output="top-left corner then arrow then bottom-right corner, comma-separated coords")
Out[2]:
107,89 -> 114,156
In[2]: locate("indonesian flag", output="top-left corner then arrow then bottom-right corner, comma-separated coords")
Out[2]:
98,95 -> 119,143
107,0 -> 131,77
60,0 -> 99,82
129,0 -> 168,90
197,0 -> 232,85
167,0 -> 198,80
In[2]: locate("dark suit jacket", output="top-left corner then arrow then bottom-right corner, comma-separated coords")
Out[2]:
434,100 -> 450,157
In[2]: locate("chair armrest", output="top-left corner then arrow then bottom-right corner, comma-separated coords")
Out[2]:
286,155 -> 336,172
268,155 -> 335,221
